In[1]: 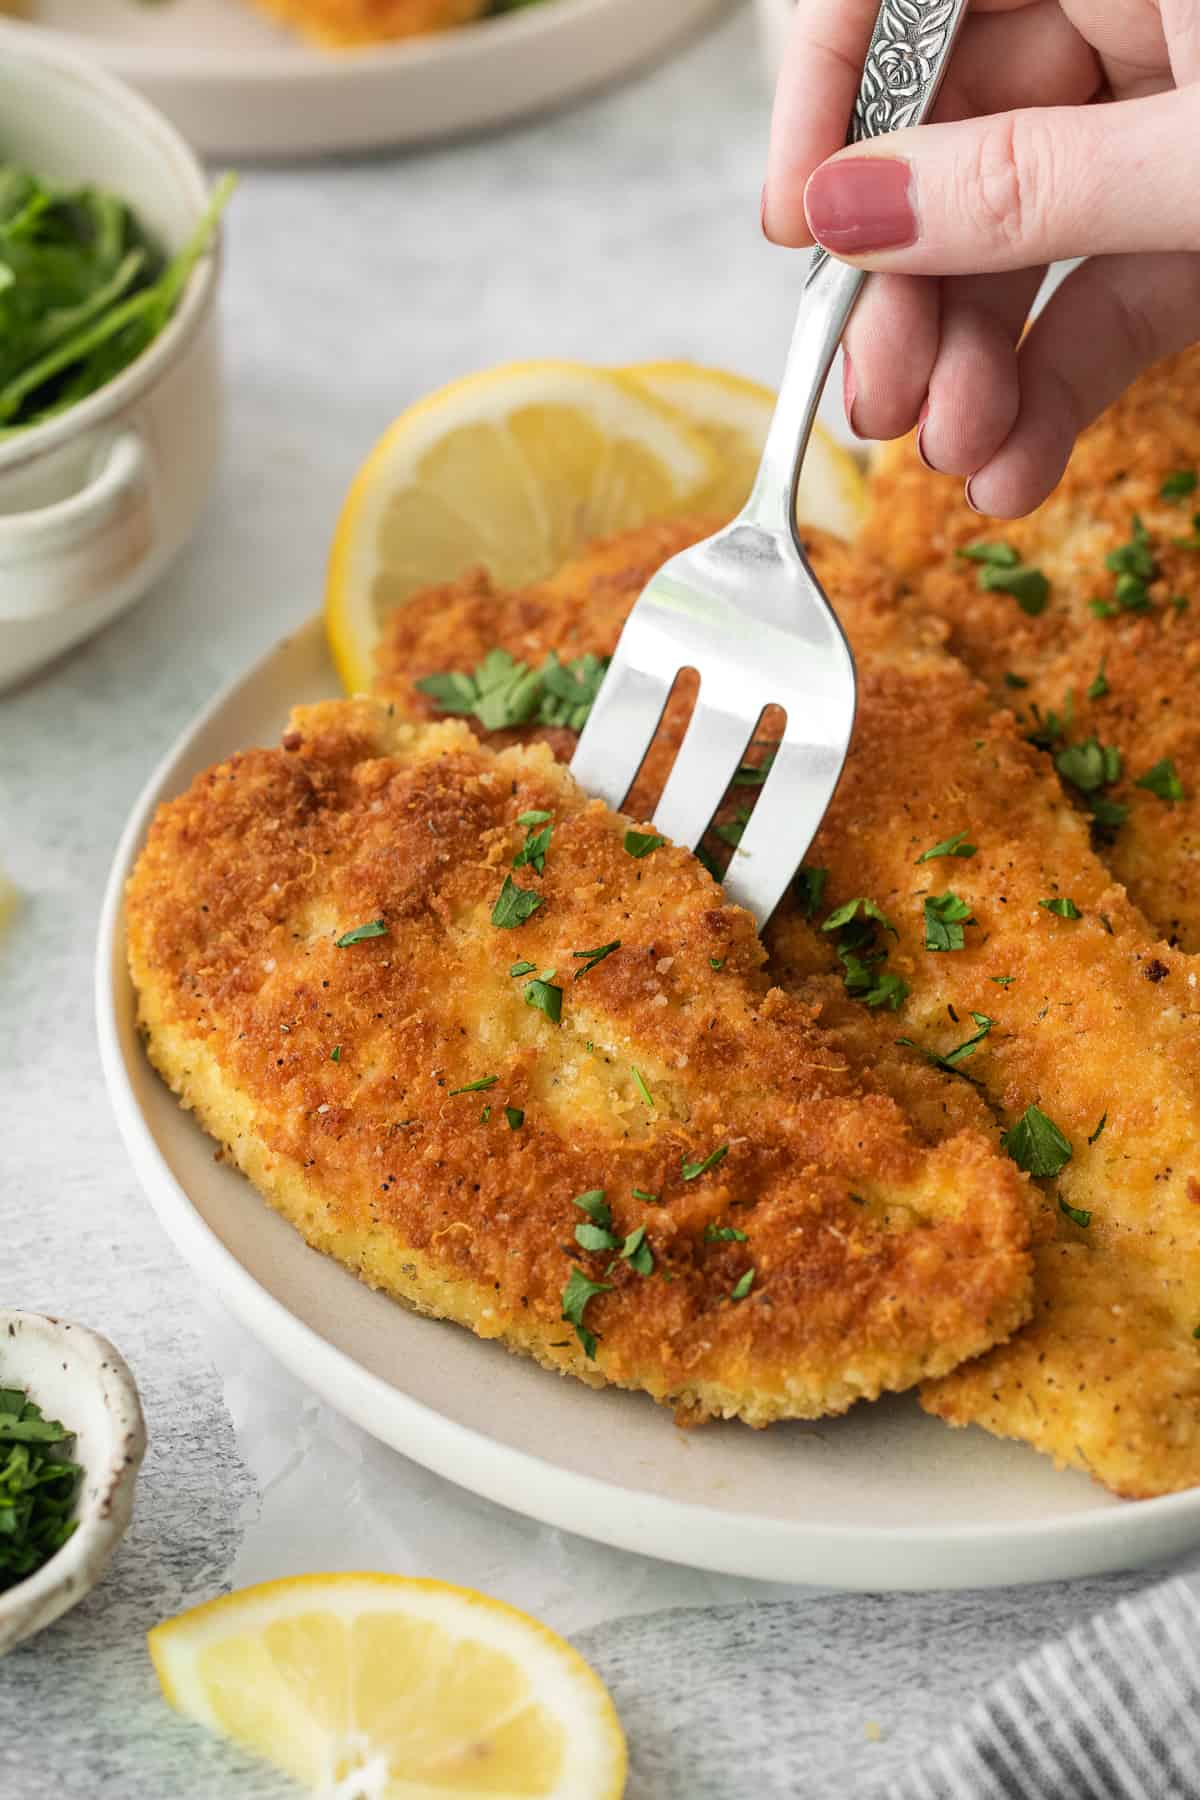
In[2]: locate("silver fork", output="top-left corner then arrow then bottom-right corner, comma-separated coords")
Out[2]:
570,0 -> 969,924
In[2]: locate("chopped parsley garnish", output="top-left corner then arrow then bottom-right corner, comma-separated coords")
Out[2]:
480,1105 -> 491,1123
898,1011 -> 992,1075
1059,1197 -> 1092,1229
330,1046 -> 341,1062
448,1075 -> 499,1096
0,1389 -> 82,1589
505,1106 -> 524,1131
1161,470 -> 1197,501
730,1268 -> 755,1301
916,830 -> 976,864
923,892 -> 974,952
1003,671 -> 1030,690
991,974 -> 1015,987
957,540 -> 1019,568
491,876 -> 544,929
1170,594 -> 1190,611
632,1188 -> 661,1204
631,1066 -> 654,1108
572,940 -> 620,979
621,1226 -> 654,1276
512,820 -> 553,874
523,975 -> 562,1024
709,957 -> 725,971
1136,759 -> 1186,803
1173,512 -> 1200,551
1055,737 -> 1121,793
575,1221 -> 619,1252
712,809 -> 750,850
335,919 -> 387,947
704,1224 -> 748,1242
509,960 -> 537,978
573,1189 -> 610,1222
823,897 -> 897,936
979,562 -> 1050,615
1000,1105 -> 1073,1179
560,1267 -> 612,1359
682,1144 -> 728,1182
1027,692 -> 1074,750
517,809 -> 551,826
822,895 -> 908,1009
417,648 -> 610,734
1087,1112 -> 1107,1146
731,748 -> 777,787
1039,897 -> 1082,919
1101,515 -> 1157,610
624,829 -> 665,859
794,865 -> 829,918
1086,660 -> 1110,701
572,1191 -> 618,1253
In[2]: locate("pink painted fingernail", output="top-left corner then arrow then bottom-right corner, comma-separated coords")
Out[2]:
915,401 -> 933,470
843,353 -> 862,438
804,158 -> 916,255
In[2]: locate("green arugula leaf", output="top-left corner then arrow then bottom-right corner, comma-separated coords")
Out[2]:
335,919 -> 387,947
923,892 -> 974,952
491,876 -> 544,929
1001,1105 -> 1073,1179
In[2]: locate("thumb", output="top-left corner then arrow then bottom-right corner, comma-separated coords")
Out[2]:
803,89 -> 1200,274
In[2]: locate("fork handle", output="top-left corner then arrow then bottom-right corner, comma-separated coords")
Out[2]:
747,0 -> 971,539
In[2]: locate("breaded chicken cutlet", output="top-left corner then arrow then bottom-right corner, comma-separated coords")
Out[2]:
126,703 -> 1032,1427
249,0 -> 486,47
375,523 -> 1200,1496
862,349 -> 1200,952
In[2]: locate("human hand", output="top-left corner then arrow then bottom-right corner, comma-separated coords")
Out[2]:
763,2 -> 1200,516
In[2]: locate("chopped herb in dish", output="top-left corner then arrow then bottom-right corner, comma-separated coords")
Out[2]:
448,1075 -> 498,1096
624,829 -> 665,859
682,1144 -> 728,1182
560,1267 -> 612,1360
631,1066 -> 654,1108
704,1224 -> 748,1243
916,830 -> 976,864
509,960 -> 537,978
1059,1197 -> 1092,1229
957,540 -> 1019,568
1001,1104 -> 1073,1179
504,1106 -> 524,1131
1136,759 -> 1186,803
512,819 -> 552,874
1161,470 -> 1198,501
523,974 -> 562,1023
491,876 -> 543,929
730,1268 -> 755,1301
1039,897 -> 1083,919
417,648 -> 610,735
897,1011 -> 992,1075
0,1385 -> 82,1589
572,940 -> 620,979
335,919 -> 387,947
794,865 -> 829,918
631,1188 -> 660,1205
923,892 -> 974,952
1087,1112 -> 1107,1146
621,1226 -> 654,1276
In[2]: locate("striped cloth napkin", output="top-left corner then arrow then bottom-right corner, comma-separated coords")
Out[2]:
886,1572 -> 1200,1800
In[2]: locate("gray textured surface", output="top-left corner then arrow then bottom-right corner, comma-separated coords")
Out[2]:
1,7 -> 1191,1794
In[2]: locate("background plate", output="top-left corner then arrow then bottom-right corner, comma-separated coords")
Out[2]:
22,0 -> 728,159
96,617 -> 1200,1590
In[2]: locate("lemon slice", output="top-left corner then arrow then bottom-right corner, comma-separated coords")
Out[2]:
622,359 -> 868,541
149,1573 -> 627,1798
325,360 -> 717,692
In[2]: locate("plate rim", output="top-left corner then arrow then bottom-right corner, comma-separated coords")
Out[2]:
95,614 -> 1200,1590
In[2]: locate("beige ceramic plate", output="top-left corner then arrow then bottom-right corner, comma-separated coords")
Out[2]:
23,0 -> 727,158
95,618 -> 1200,1591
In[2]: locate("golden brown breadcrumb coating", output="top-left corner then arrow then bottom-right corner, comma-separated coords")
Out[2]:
250,0 -> 486,48
126,703 -> 1031,1429
861,349 -> 1200,951
375,521 -> 1200,1496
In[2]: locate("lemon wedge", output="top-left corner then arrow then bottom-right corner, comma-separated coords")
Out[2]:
325,360 -> 717,692
149,1573 -> 627,1798
622,359 -> 868,540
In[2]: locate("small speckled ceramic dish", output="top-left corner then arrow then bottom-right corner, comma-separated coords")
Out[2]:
0,1312 -> 146,1656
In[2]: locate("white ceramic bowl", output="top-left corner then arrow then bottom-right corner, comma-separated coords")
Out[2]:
0,1311 -> 146,1655
0,23 -> 222,691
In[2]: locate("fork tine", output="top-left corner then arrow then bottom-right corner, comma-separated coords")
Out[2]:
650,698 -> 755,850
719,735 -> 849,924
568,647 -> 675,813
